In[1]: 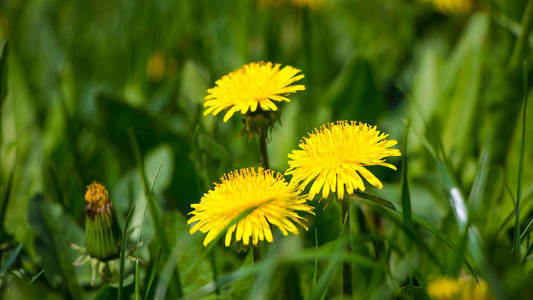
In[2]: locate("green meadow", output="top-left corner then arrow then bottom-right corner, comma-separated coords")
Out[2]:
0,0 -> 532,299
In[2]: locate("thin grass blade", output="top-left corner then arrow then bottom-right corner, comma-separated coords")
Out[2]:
118,204 -> 136,300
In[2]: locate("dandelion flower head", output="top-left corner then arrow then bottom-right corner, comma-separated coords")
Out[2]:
188,167 -> 314,247
85,181 -> 110,210
203,61 -> 305,122
286,121 -> 401,200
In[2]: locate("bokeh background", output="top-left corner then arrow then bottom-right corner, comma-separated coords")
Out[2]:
1,0 -> 533,299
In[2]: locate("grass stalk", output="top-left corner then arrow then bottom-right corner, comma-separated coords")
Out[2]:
341,197 -> 352,296
513,61 -> 528,256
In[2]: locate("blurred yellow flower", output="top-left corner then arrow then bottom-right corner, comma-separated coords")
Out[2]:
204,61 -> 305,122
291,0 -> 324,9
427,277 -> 492,300
286,121 -> 401,201
427,277 -> 461,300
188,167 -> 314,246
146,51 -> 166,82
422,0 -> 473,14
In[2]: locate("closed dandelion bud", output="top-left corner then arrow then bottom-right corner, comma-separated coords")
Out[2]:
242,109 -> 281,139
84,182 -> 121,261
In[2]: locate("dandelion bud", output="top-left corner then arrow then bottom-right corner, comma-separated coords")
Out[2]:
84,182 -> 121,261
242,109 -> 281,139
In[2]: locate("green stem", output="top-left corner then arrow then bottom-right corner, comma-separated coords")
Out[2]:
510,0 -> 533,69
252,245 -> 261,263
258,133 -> 269,169
341,198 -> 352,296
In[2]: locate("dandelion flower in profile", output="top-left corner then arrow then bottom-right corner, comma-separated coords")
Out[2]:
286,121 -> 401,201
188,167 -> 313,246
84,181 -> 121,261
203,61 -> 305,122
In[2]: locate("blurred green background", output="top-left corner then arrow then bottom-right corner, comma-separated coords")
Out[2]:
1,0 -> 533,299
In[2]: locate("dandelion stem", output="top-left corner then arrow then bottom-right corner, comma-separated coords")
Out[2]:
341,197 -> 352,296
258,132 -> 270,169
252,245 -> 261,263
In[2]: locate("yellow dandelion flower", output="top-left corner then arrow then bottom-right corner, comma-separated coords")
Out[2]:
286,121 -> 401,201
421,0 -> 473,14
188,167 -> 314,247
85,181 -> 110,211
146,51 -> 166,82
427,277 -> 462,300
203,61 -> 305,122
427,277 -> 493,300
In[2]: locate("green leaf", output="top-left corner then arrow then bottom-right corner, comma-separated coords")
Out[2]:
27,194 -> 82,299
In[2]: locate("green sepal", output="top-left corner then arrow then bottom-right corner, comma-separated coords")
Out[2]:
85,206 -> 122,261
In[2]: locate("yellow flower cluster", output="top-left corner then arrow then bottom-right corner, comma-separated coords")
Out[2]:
427,277 -> 492,300
190,61 -> 401,248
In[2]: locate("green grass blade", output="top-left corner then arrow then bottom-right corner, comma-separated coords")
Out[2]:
436,159 -> 468,230
128,129 -> 183,297
513,61 -> 528,256
467,141 -> 490,220
118,204 -> 136,300
30,269 -> 45,284
0,41 -> 8,144
351,191 -> 396,211
0,243 -> 22,276
135,248 -> 140,300
0,152 -> 16,228
520,217 -> 533,241
312,228 -> 318,289
400,118 -> 413,298
509,0 -> 533,68
144,250 -> 161,300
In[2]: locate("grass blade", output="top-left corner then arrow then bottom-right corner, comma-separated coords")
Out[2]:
400,118 -> 413,298
30,269 -> 45,284
0,243 -> 22,276
467,141 -> 490,220
144,250 -> 161,300
513,61 -> 528,256
118,204 -> 136,300
0,42 -> 8,145
0,152 -> 16,228
351,191 -> 396,211
128,129 -> 183,297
